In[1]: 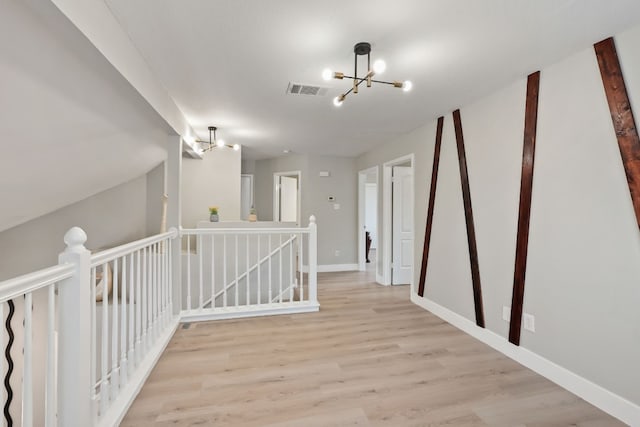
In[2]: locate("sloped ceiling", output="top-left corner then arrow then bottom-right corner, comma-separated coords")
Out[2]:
0,0 -> 171,232
104,0 -> 640,160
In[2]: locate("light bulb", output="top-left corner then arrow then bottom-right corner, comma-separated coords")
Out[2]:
322,68 -> 333,81
333,95 -> 344,107
402,80 -> 413,92
233,144 -> 240,151
373,59 -> 386,74
216,139 -> 225,148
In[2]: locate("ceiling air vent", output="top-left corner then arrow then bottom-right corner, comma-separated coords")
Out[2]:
286,82 -> 328,96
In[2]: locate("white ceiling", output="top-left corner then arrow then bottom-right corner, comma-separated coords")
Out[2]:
104,0 -> 640,160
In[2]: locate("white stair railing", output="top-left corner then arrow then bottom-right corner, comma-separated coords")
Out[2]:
89,229 -> 179,426
0,215 -> 319,425
180,216 -> 319,321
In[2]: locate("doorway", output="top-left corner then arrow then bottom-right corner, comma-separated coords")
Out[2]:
273,171 -> 301,224
382,154 -> 414,286
358,166 -> 379,277
240,174 -> 254,220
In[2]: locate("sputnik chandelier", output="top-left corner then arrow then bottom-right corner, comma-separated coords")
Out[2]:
322,42 -> 412,106
197,126 -> 240,153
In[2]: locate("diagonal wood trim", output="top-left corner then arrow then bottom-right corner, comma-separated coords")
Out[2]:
594,37 -> 640,228
418,117 -> 444,297
452,110 -> 485,328
509,71 -> 541,346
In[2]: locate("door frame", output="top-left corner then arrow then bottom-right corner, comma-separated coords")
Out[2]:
358,166 -> 379,273
273,170 -> 301,224
382,154 -> 415,286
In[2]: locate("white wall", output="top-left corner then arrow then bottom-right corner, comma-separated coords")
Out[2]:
254,154 -> 358,267
181,148 -> 242,228
146,162 -> 166,236
357,25 -> 640,410
0,173 -> 155,281
0,0 -> 170,233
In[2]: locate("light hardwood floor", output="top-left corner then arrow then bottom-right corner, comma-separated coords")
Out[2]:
122,269 -> 624,426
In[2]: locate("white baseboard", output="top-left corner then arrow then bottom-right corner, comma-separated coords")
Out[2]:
181,302 -> 320,322
301,263 -> 359,273
410,293 -> 640,426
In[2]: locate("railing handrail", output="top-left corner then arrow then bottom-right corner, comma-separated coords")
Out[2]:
181,227 -> 310,235
90,228 -> 178,267
0,263 -> 74,303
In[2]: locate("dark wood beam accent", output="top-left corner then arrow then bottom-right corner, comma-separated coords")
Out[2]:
418,116 -> 444,297
509,71 -> 540,346
452,110 -> 485,328
594,37 -> 640,228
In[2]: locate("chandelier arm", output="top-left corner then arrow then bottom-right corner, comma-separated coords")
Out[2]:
370,79 -> 396,85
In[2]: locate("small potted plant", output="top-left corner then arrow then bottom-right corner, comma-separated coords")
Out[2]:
209,206 -> 219,222
248,205 -> 257,222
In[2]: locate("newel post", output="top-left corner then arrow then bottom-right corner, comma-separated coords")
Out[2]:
308,216 -> 318,304
57,227 -> 92,426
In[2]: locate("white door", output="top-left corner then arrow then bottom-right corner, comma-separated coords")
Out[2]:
279,176 -> 298,222
240,174 -> 254,220
392,166 -> 413,285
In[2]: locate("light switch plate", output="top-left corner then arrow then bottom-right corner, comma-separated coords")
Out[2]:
523,313 -> 535,332
334,203 -> 340,210
502,306 -> 511,322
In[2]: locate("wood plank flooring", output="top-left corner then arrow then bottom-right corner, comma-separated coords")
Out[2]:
122,270 -> 624,426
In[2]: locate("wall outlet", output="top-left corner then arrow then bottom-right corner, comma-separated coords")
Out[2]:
502,306 -> 511,321
524,313 -> 535,332
335,250 -> 340,257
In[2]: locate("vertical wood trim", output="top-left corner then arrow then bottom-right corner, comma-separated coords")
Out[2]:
452,110 -> 485,328
509,71 -> 541,346
418,117 -> 444,297
594,37 -> 640,228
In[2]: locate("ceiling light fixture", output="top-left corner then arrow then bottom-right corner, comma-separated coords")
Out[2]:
323,42 -> 412,106
197,126 -> 240,152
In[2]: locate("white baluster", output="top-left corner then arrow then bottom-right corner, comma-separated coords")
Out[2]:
279,234 -> 283,303
100,262 -> 110,415
128,253 -> 135,379
46,285 -> 55,427
153,243 -> 158,337
168,237 -> 174,314
142,246 -> 148,354
257,235 -> 261,305
121,256 -> 128,387
289,234 -> 294,303
111,258 -> 120,400
210,235 -> 215,309
198,236 -> 203,311
90,267 -> 98,420
147,245 -> 153,347
268,234 -> 272,304
299,232 -> 304,302
22,293 -> 33,427
186,236 -> 191,311
308,216 -> 318,305
135,250 -> 142,365
223,235 -> 227,308
235,235 -> 239,307
246,234 -> 250,305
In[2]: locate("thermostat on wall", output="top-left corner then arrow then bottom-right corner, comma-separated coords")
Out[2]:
319,171 -> 330,177
328,196 -> 335,202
